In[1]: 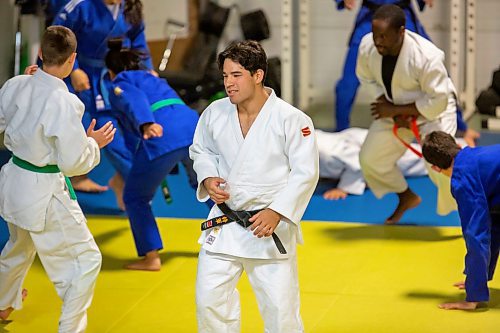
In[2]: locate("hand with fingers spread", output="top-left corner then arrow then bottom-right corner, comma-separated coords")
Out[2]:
86,119 -> 116,148
203,177 -> 230,204
141,122 -> 163,139
453,281 -> 465,290
249,208 -> 281,238
70,69 -> 91,92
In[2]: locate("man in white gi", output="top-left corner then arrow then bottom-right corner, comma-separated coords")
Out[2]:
190,41 -> 319,332
356,4 -> 458,224
0,26 -> 115,332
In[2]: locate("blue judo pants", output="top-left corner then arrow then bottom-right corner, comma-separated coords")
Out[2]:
123,144 -> 194,256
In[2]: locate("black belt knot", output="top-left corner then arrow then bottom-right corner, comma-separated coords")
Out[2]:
200,203 -> 287,254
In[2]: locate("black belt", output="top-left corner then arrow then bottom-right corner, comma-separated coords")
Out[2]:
362,0 -> 411,12
200,203 -> 287,254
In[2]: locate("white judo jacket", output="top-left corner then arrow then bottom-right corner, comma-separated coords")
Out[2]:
0,69 -> 100,232
356,30 -> 457,134
190,89 -> 319,259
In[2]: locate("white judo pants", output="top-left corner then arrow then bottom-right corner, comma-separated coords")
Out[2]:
196,249 -> 303,333
0,196 -> 101,333
359,117 -> 458,216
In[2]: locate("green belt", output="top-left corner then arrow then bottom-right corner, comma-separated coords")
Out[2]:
150,98 -> 185,112
12,155 -> 77,200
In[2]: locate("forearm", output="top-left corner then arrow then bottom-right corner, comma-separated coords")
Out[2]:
392,103 -> 420,118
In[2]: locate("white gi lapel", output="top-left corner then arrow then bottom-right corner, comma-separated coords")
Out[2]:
390,31 -> 411,105
226,89 -> 277,184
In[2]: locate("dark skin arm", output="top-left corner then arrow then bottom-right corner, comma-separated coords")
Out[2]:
371,95 -> 420,126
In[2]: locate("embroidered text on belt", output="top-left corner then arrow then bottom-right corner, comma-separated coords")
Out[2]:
200,202 -> 287,254
392,116 -> 423,158
12,155 -> 77,200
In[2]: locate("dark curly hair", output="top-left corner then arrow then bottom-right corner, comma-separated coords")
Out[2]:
217,40 -> 268,81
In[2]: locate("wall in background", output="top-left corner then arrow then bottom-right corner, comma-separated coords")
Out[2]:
142,0 -> 500,109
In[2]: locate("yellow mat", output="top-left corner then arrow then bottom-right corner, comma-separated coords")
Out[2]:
1,217 -> 499,332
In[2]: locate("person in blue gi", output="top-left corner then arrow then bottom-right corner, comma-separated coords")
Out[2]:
422,131 -> 500,310
105,40 -> 200,271
52,0 -> 153,193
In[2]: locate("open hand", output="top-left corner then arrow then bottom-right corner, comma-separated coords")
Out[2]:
87,119 -> 116,148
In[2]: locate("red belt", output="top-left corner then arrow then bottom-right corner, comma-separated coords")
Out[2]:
392,116 -> 423,158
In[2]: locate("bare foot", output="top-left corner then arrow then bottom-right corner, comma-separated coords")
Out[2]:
108,172 -> 125,211
385,188 -> 422,225
438,301 -> 479,310
71,175 -> 108,193
0,289 -> 28,320
124,251 -> 161,271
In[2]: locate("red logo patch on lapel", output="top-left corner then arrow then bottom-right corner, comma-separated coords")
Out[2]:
301,127 -> 311,137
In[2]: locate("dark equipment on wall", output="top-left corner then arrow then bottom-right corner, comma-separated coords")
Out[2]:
158,1 -> 230,107
476,67 -> 500,117
158,1 -> 281,110
240,9 -> 270,42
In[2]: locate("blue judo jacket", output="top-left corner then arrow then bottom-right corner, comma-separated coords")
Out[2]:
109,70 -> 199,161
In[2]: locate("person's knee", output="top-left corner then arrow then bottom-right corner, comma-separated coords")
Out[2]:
359,145 -> 376,171
81,246 -> 102,278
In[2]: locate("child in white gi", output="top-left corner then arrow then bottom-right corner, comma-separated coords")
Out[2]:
190,41 -> 319,333
0,26 -> 115,332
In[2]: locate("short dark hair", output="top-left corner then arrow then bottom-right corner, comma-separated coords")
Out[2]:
422,131 -> 462,169
41,26 -> 77,66
373,4 -> 406,31
217,40 -> 268,79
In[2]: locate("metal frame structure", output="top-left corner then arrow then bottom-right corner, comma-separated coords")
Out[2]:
281,0 -> 294,104
294,0 -> 477,116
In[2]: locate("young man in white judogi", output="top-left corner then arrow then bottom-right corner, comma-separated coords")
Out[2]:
0,26 -> 115,332
190,41 -> 319,332
356,4 -> 458,224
